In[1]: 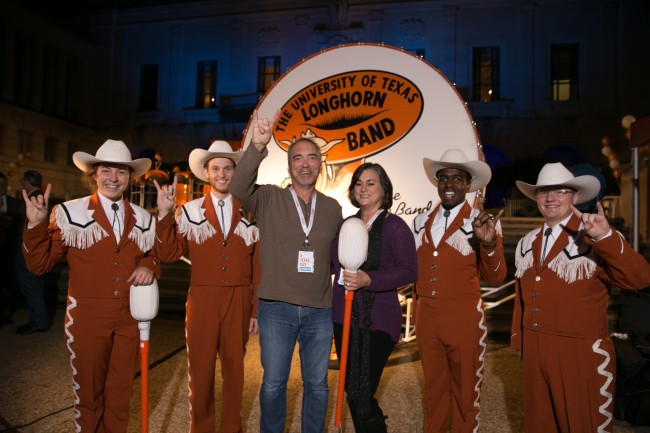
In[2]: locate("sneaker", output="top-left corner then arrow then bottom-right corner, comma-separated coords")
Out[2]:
16,324 -> 48,335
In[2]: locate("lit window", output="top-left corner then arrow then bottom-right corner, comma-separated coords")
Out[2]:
195,60 -> 218,109
473,47 -> 500,102
257,56 -> 280,96
551,44 -> 579,101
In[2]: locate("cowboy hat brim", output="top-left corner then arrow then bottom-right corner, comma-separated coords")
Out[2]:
188,148 -> 242,183
423,158 -> 492,192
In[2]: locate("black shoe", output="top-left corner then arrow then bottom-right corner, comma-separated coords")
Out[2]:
16,324 -> 48,335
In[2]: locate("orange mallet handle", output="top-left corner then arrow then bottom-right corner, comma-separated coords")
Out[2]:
335,290 -> 354,429
140,339 -> 149,433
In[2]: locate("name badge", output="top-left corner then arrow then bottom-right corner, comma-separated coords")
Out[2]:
298,250 -> 315,273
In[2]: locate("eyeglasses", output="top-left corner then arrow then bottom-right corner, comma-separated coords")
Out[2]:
535,189 -> 575,198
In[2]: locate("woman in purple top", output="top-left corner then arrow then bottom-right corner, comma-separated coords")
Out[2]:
331,162 -> 418,433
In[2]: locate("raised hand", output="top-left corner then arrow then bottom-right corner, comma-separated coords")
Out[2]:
472,193 -> 504,247
570,201 -> 610,240
23,183 -> 51,226
154,175 -> 178,219
250,109 -> 281,151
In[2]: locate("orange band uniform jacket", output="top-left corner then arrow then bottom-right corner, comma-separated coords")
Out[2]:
22,193 -> 160,292
414,202 -> 507,301
510,214 -> 650,350
155,194 -> 260,316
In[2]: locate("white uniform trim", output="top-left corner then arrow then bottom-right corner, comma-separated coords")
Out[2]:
473,298 -> 487,433
515,225 -> 597,283
413,206 -> 502,256
65,295 -> 81,433
592,338 -> 613,433
55,196 -> 155,252
177,197 -> 259,246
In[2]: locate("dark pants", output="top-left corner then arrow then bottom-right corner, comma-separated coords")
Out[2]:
16,250 -> 48,329
333,323 -> 394,433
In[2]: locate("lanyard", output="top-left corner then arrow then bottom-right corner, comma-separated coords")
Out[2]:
289,186 -> 316,247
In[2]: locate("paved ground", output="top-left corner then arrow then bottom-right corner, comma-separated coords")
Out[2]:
1,304 -> 650,433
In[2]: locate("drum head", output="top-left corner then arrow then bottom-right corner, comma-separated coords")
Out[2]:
243,43 -> 484,227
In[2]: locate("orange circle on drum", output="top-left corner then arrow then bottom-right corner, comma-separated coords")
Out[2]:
276,71 -> 423,165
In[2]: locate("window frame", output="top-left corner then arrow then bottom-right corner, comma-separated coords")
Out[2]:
472,46 -> 500,102
550,44 -> 579,101
138,63 -> 159,111
257,56 -> 280,96
195,60 -> 218,109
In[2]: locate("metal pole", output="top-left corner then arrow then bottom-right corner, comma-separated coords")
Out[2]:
622,114 -> 639,251
632,146 -> 639,251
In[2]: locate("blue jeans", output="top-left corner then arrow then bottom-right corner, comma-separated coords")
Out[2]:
258,300 -> 333,433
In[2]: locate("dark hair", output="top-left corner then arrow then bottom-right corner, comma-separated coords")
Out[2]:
0,172 -> 6,181
348,162 -> 393,209
81,163 -> 133,193
287,138 -> 322,164
22,170 -> 43,187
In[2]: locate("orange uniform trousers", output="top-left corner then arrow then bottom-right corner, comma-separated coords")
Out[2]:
522,328 -> 616,433
416,296 -> 486,433
186,284 -> 253,433
65,295 -> 139,433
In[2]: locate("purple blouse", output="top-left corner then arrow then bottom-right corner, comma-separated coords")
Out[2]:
331,212 -> 418,342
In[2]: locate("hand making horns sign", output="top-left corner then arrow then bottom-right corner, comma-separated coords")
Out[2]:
22,183 -> 52,226
154,175 -> 178,219
570,201 -> 610,241
472,192 -> 504,248
250,109 -> 281,151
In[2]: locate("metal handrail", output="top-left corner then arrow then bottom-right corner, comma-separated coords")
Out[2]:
481,279 -> 516,310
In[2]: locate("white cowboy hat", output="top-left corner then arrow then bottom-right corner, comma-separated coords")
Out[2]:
423,148 -> 492,192
188,140 -> 242,182
72,139 -> 151,177
515,162 -> 600,204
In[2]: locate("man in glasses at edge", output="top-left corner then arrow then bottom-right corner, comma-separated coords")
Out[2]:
511,162 -> 650,433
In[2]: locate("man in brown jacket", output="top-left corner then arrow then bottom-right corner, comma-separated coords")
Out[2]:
511,162 -> 650,433
413,148 -> 506,433
155,140 -> 260,433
